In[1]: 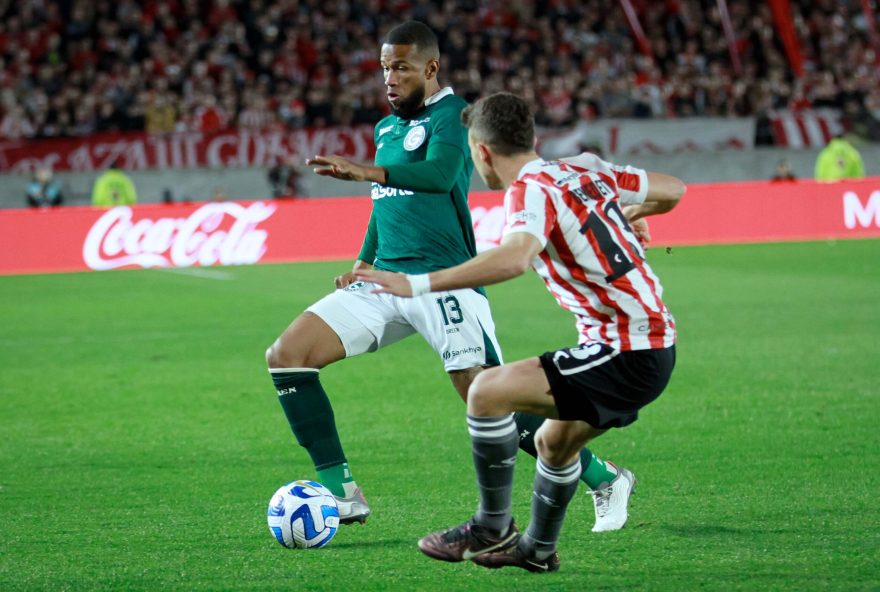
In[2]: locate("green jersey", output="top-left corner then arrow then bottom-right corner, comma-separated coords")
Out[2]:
357,88 -> 476,274
814,138 -> 865,181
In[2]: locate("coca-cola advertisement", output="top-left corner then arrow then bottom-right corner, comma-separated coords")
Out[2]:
1,179 -> 879,276
82,202 -> 277,270
0,126 -> 375,173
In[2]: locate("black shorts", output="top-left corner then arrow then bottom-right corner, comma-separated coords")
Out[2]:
538,343 -> 676,429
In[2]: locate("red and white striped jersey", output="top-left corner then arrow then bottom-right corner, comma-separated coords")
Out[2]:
502,152 -> 676,351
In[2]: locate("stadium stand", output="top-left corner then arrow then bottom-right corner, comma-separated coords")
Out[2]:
0,0 -> 877,141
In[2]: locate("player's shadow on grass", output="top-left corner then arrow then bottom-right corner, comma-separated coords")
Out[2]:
661,524 -> 749,537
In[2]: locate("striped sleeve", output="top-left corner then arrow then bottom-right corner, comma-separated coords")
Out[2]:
502,179 -> 556,248
561,152 -> 648,205
608,163 -> 648,205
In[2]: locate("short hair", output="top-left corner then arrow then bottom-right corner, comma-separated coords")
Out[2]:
461,92 -> 534,156
384,21 -> 439,60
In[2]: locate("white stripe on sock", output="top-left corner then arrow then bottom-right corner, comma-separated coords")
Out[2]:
536,458 -> 580,484
466,414 -> 515,428
468,423 -> 517,439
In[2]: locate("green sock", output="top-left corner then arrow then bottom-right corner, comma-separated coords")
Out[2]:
512,413 -> 616,489
270,368 -> 355,497
580,452 -> 618,489
317,463 -> 356,499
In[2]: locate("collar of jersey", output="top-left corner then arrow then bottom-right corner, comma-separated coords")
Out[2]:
516,158 -> 546,180
424,86 -> 454,106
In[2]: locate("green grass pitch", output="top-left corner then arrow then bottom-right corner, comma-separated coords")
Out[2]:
1,239 -> 878,591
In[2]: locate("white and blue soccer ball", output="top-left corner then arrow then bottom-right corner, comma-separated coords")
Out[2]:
267,480 -> 340,549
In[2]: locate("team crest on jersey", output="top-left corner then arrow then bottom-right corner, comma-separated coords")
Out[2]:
404,126 -> 426,151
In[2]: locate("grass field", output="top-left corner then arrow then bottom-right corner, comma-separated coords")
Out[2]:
1,239 -> 878,591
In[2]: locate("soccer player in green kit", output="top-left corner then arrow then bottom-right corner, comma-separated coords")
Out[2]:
265,21 -> 632,532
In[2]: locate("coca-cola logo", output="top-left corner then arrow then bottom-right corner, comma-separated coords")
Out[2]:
82,202 -> 277,270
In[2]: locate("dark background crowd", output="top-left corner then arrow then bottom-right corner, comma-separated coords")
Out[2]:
0,0 -> 878,141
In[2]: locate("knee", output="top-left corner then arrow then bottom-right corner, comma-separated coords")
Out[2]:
265,340 -> 289,369
534,426 -> 573,466
467,369 -> 509,416
265,335 -> 309,369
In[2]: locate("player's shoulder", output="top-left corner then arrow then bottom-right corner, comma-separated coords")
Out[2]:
374,114 -> 396,135
428,92 -> 468,120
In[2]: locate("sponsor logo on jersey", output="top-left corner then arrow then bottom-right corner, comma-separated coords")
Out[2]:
403,126 -> 426,151
442,345 -> 483,360
408,117 -> 431,126
378,125 -> 394,136
554,172 -> 582,186
510,210 -> 538,223
370,183 -> 415,200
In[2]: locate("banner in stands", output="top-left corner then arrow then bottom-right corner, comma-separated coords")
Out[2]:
768,108 -> 844,148
0,127 -> 375,173
1,178 -> 878,275
2,116 -> 760,173
537,117 -> 756,157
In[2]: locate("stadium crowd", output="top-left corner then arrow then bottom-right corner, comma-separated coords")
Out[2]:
0,0 -> 878,140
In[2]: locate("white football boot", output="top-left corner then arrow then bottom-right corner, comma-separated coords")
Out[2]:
590,464 -> 636,532
334,487 -> 371,525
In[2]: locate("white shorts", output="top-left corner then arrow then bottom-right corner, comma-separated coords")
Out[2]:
307,281 -> 503,372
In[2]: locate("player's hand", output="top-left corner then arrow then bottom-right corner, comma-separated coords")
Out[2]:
630,218 -> 652,248
306,155 -> 367,182
334,271 -> 360,289
355,269 -> 413,297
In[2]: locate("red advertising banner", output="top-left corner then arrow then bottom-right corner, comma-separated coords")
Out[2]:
0,127 -> 375,173
1,178 -> 878,276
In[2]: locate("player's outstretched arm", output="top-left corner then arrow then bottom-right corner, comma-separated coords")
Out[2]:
356,233 -> 543,297
307,155 -> 388,184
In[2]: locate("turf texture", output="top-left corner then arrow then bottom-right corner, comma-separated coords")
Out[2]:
0,239 -> 877,591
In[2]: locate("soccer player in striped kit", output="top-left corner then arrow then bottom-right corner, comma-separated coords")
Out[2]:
359,92 -> 685,572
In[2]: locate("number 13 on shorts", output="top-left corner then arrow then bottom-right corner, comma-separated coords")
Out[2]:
436,295 -> 463,326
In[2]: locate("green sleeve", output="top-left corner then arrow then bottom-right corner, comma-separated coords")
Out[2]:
383,142 -> 464,194
357,210 -> 378,264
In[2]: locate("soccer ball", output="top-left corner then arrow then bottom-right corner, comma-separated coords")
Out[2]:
267,480 -> 340,549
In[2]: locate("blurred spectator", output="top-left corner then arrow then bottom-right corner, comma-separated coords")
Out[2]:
770,159 -> 797,183
0,0 -> 876,137
25,167 -> 63,207
814,136 -> 865,182
268,157 -> 304,198
92,159 -> 138,207
145,93 -> 177,134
